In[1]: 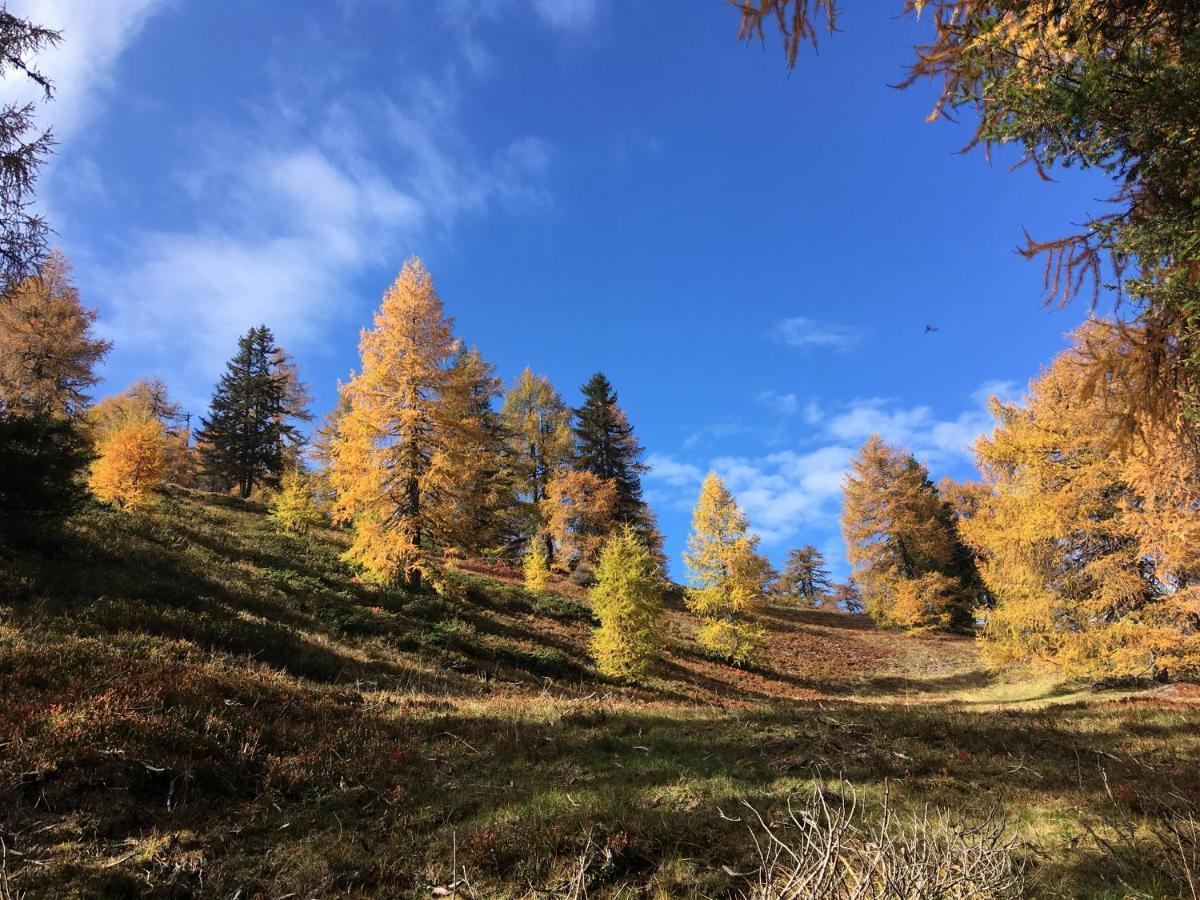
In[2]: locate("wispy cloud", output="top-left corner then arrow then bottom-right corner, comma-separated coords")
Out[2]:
0,0 -> 169,142
31,9 -> 557,399
648,380 -> 1014,557
438,0 -> 603,73
530,0 -> 601,31
93,108 -> 553,389
770,316 -> 860,351
756,390 -> 800,417
682,418 -> 748,450
826,381 -> 1019,470
647,444 -> 854,549
646,453 -> 704,488
711,445 -> 854,545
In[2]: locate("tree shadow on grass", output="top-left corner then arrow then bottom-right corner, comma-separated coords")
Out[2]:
5,515 -> 469,689
6,640 -> 1199,899
758,604 -> 878,632
850,667 -> 999,698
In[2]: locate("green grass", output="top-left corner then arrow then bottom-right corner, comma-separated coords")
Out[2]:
2,487 -> 1199,897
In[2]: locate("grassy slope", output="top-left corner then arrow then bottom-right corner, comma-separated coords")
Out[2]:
2,488 -> 1199,898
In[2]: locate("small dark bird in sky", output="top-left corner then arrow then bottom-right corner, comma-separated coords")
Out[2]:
924,324 -> 939,334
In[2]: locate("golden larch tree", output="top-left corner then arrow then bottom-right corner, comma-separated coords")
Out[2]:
88,378 -> 195,486
89,417 -> 167,509
0,250 -> 110,419
269,468 -> 323,535
890,572 -> 964,633
541,469 -> 618,579
590,524 -> 664,682
428,345 -> 513,556
523,537 -> 551,592
684,472 -> 771,665
502,367 -> 573,556
840,435 -> 972,630
963,322 -> 1200,679
327,258 -> 461,589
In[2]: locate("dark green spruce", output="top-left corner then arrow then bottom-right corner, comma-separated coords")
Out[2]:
571,372 -> 665,567
572,372 -> 647,521
196,325 -> 308,498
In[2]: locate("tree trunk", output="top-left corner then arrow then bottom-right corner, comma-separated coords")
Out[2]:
405,567 -> 422,592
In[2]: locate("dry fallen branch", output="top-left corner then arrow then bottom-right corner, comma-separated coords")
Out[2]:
1090,769 -> 1200,900
732,780 -> 1025,899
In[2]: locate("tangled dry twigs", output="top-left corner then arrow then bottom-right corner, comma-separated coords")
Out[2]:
735,780 -> 1025,900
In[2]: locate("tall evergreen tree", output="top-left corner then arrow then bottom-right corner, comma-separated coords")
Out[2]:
573,373 -> 646,518
571,372 -> 665,565
776,545 -> 833,607
196,325 -> 305,498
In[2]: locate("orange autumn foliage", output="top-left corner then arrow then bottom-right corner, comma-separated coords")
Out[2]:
964,322 -> 1200,679
327,259 -> 458,588
840,435 -> 973,631
0,250 -> 110,420
541,470 -> 618,577
327,258 -> 505,588
89,417 -> 167,509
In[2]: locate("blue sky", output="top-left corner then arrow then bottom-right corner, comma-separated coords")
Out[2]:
9,0 -> 1116,578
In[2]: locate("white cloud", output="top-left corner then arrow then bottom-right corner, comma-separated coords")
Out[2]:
770,316 -> 860,351
648,381 -> 1012,553
713,446 -> 853,545
756,390 -> 799,416
970,378 -> 1023,408
648,444 -> 853,548
93,114 -> 552,387
826,384 -> 1016,469
0,0 -> 169,142
646,453 -> 704,488
530,0 -> 600,31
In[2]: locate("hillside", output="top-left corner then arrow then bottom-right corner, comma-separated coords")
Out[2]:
2,488 -> 1199,898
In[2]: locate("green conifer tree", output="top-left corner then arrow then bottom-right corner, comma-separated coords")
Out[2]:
196,325 -> 308,498
776,545 -> 833,607
572,372 -> 664,565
